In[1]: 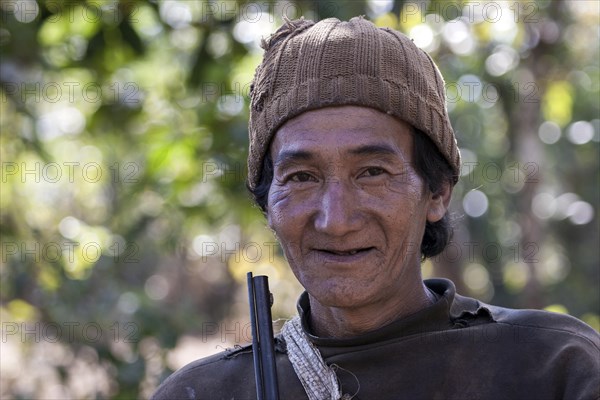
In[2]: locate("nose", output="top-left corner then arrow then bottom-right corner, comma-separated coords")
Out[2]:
314,179 -> 362,236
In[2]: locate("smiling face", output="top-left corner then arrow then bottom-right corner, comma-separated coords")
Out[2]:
267,106 -> 449,310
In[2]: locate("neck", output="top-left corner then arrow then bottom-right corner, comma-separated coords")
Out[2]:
308,280 -> 435,338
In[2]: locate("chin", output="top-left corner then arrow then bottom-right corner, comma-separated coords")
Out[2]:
307,279 -> 375,309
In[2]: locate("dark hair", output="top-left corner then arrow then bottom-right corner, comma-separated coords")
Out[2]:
247,129 -> 455,259
411,129 -> 455,259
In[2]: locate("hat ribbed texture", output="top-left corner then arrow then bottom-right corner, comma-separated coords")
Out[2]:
247,16 -> 460,190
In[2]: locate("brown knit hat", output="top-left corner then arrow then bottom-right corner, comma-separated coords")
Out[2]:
247,16 -> 460,190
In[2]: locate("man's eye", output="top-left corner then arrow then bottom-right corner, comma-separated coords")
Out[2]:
360,167 -> 385,177
289,172 -> 315,182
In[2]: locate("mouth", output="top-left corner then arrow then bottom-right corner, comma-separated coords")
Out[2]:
319,247 -> 374,255
312,247 -> 376,263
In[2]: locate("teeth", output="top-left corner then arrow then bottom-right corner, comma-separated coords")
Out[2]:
330,250 -> 358,255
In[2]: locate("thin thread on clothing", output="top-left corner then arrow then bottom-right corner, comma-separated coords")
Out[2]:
330,364 -> 360,400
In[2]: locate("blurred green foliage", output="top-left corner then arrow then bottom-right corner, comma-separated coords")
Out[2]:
1,0 -> 598,398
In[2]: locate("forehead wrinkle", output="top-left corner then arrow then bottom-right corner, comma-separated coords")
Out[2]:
280,107 -> 388,134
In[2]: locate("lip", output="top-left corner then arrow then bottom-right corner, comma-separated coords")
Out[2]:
311,247 -> 376,265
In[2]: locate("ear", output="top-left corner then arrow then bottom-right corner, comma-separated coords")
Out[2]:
426,181 -> 452,223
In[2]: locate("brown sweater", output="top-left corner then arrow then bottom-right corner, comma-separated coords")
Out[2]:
152,279 -> 600,399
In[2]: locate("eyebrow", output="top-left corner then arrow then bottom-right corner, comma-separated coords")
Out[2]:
273,143 -> 400,167
349,144 -> 398,157
274,150 -> 314,167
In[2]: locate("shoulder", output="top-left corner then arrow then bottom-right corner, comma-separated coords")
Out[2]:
151,338 -> 301,400
445,280 -> 598,348
151,344 -> 257,400
451,291 -> 599,358
481,299 -> 600,350
451,294 -> 600,397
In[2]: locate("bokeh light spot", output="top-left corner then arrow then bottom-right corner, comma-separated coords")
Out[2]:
538,121 -> 561,144
532,192 -> 556,219
567,120 -> 594,144
567,201 -> 594,225
463,190 -> 488,217
59,216 -> 82,239
145,275 -> 170,300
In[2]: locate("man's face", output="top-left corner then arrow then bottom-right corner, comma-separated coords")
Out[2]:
267,106 -> 448,309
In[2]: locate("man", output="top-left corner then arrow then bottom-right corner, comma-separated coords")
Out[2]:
152,17 -> 599,399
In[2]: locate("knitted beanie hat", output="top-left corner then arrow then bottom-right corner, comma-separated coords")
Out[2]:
247,16 -> 460,190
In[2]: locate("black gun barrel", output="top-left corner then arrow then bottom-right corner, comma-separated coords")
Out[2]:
247,272 -> 280,400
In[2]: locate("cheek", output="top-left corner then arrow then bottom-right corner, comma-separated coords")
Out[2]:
267,190 -> 310,248
366,176 -> 427,218
267,190 -> 294,228
268,181 -> 319,221
266,185 -> 288,225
